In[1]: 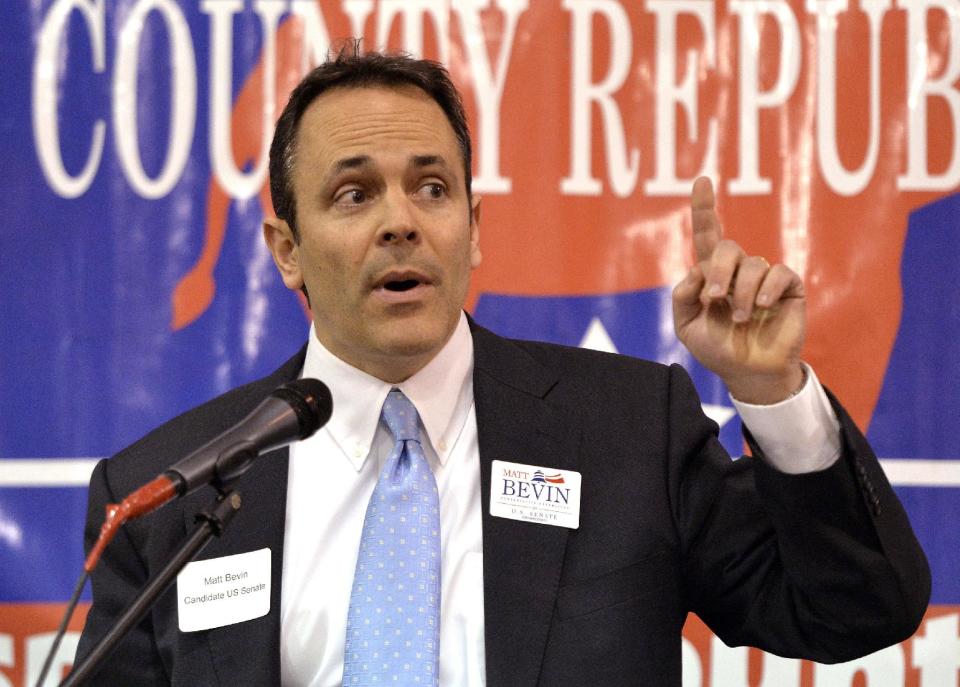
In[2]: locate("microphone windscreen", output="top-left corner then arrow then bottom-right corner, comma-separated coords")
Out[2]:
272,378 -> 333,439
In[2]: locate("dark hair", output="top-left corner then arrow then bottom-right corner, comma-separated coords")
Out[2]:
268,41 -> 473,240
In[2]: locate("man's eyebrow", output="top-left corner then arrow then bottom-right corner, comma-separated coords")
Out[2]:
331,155 -> 372,175
411,154 -> 448,169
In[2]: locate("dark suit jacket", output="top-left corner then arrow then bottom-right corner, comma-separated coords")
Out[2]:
76,322 -> 930,686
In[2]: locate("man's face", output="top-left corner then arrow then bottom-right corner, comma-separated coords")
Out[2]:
264,85 -> 481,382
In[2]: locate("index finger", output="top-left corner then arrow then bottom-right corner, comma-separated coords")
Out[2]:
691,176 -> 722,262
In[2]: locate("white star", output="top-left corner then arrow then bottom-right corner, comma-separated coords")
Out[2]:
702,404 -> 736,428
578,317 -> 618,353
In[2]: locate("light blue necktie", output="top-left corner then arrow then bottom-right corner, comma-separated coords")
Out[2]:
343,390 -> 441,686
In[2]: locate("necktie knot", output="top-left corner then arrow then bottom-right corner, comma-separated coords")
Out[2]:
381,389 -> 420,443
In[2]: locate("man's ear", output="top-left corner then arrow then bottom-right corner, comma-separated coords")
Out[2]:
469,195 -> 482,269
263,217 -> 304,291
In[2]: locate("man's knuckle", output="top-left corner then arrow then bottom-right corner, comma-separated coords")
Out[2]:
717,239 -> 740,254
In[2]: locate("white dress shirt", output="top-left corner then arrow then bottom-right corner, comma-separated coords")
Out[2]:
280,312 -> 840,686
281,314 -> 485,687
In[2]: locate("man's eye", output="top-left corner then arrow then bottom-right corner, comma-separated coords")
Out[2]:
420,183 -> 445,199
336,188 -> 366,205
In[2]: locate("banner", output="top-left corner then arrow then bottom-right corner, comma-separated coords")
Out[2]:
1,1 -> 957,684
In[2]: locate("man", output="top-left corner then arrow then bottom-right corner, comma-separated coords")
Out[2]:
76,48 -> 929,686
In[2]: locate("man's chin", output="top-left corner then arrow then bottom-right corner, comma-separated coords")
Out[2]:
371,317 -> 457,362
376,331 -> 448,360
316,309 -> 461,380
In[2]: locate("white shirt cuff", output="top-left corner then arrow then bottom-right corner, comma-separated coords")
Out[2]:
730,364 -> 842,474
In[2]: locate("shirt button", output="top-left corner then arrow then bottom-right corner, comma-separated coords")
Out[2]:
438,439 -> 448,453
354,446 -> 364,459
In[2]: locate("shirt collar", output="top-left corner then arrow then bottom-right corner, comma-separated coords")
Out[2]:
301,312 -> 474,471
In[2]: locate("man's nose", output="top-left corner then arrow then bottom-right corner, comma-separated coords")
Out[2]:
378,192 -> 420,246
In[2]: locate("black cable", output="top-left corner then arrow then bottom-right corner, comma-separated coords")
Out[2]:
35,570 -> 89,687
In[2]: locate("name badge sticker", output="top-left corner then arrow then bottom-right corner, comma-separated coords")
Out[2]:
177,547 -> 271,632
490,460 -> 582,529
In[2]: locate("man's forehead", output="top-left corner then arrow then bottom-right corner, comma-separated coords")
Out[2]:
332,154 -> 453,174
295,85 -> 461,170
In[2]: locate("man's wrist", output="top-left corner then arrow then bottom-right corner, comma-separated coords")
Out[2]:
730,363 -> 842,473
725,363 -> 807,405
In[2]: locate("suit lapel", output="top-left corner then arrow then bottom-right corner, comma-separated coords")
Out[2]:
471,324 -> 582,687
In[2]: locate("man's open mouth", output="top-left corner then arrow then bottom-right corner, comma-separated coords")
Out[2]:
383,279 -> 421,292
374,270 -> 433,295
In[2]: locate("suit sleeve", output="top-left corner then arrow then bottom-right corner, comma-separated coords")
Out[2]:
667,363 -> 930,663
75,458 -> 170,685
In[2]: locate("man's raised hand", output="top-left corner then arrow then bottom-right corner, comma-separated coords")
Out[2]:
672,177 -> 806,404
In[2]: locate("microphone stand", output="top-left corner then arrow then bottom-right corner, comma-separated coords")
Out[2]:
61,489 -> 243,687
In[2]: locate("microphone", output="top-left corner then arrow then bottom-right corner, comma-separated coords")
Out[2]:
165,377 -> 333,495
84,378 -> 332,572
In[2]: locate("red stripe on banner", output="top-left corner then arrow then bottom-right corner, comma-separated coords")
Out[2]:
0,603 -> 955,684
682,607 -> 960,686
0,603 -> 90,687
